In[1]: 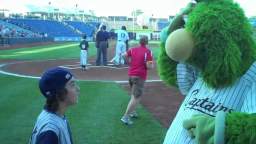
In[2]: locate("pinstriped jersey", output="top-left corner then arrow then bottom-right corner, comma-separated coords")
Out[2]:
163,62 -> 256,144
176,63 -> 199,96
29,110 -> 73,144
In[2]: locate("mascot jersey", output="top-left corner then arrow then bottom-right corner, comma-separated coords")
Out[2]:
163,62 -> 256,144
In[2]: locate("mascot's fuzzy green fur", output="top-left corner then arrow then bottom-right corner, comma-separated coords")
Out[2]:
159,0 -> 256,144
159,0 -> 256,88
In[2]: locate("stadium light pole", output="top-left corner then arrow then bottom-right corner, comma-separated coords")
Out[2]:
54,9 -> 59,21
48,1 -> 51,19
151,14 -> 154,30
81,10 -> 85,22
0,9 -> 9,18
75,4 -> 78,21
132,9 -> 135,40
114,16 -> 116,29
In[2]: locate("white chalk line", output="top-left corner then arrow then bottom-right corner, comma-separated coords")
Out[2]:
0,62 -> 162,83
60,63 -> 129,70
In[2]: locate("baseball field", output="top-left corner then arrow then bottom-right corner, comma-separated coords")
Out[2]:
0,40 -> 183,144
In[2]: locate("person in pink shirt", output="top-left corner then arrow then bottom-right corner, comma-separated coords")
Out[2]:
121,36 -> 154,125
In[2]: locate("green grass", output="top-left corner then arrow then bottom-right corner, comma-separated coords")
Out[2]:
0,75 -> 43,143
151,48 -> 160,60
0,41 -> 165,143
0,42 -> 97,60
0,41 -> 161,61
0,75 -> 166,144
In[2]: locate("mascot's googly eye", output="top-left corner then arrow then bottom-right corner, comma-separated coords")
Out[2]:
165,28 -> 194,62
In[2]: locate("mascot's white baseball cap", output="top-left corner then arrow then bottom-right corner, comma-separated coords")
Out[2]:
39,67 -> 73,99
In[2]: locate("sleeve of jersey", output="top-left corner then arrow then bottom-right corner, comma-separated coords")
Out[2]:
241,83 -> 256,113
176,63 -> 198,96
36,130 -> 58,144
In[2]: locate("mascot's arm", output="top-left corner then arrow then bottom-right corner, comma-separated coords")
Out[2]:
157,2 -> 195,86
226,83 -> 256,143
157,41 -> 177,86
169,2 -> 196,33
177,63 -> 198,95
183,82 -> 256,143
183,111 -> 256,144
157,16 -> 182,86
168,14 -> 185,33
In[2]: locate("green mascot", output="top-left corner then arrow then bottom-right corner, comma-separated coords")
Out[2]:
158,0 -> 256,144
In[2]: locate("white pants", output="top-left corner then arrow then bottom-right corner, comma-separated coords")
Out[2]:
111,41 -> 126,65
80,50 -> 88,66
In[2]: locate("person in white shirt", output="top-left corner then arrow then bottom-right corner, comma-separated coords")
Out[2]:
111,26 -> 129,66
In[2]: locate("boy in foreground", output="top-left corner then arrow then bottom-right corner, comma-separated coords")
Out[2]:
29,67 -> 80,144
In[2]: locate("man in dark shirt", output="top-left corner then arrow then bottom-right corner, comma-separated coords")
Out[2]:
95,25 -> 109,66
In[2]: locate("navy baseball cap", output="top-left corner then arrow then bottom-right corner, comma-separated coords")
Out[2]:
39,67 -> 73,99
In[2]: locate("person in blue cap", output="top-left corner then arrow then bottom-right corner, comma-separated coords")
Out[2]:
29,67 -> 80,144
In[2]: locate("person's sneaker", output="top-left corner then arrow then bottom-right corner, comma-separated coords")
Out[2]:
129,112 -> 138,118
121,115 -> 133,125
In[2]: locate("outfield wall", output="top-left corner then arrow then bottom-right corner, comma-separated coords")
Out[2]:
54,36 -> 93,42
0,37 -> 53,46
135,32 -> 160,41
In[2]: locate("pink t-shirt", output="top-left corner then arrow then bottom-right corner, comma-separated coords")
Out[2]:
127,45 -> 153,80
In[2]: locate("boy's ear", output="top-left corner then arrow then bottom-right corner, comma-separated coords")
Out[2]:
56,88 -> 68,101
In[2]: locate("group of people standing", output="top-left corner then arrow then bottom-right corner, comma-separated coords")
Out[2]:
29,25 -> 154,143
79,25 -> 130,69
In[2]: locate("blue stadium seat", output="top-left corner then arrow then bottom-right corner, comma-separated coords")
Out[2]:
7,18 -> 80,37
